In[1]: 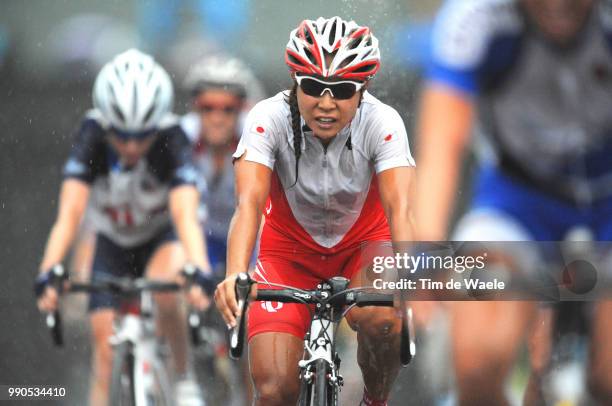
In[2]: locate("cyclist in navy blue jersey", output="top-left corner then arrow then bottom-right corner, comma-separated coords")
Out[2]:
415,0 -> 612,404
35,49 -> 211,406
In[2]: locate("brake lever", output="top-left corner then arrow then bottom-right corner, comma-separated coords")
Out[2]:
47,264 -> 67,347
399,289 -> 416,366
188,309 -> 202,346
229,272 -> 253,360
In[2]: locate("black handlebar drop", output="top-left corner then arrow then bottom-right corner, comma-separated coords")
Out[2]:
47,265 -> 67,347
229,272 -> 253,360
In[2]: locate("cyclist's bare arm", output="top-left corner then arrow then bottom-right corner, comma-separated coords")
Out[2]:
377,166 -> 416,242
216,156 -> 271,327
169,184 -> 211,273
415,83 -> 474,241
37,179 -> 90,311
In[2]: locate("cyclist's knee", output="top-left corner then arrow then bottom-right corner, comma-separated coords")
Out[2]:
454,349 -> 508,390
347,307 -> 400,341
90,310 -> 114,380
154,292 -> 180,314
252,372 -> 300,405
91,335 -> 113,382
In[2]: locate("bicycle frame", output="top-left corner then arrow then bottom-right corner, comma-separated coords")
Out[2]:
229,272 -> 414,406
43,269 -> 182,406
109,291 -> 173,406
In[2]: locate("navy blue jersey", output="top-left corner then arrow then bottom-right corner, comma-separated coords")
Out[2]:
63,109 -> 200,246
427,0 -> 612,204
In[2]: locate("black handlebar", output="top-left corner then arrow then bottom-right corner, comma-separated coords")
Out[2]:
43,272 -> 184,348
228,273 -> 411,362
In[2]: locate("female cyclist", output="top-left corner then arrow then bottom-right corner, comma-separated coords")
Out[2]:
214,17 -> 416,406
182,54 -> 265,406
182,54 -> 265,274
35,49 -> 211,406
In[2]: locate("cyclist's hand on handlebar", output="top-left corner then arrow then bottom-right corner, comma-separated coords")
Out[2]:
214,273 -> 257,328
34,268 -> 62,312
186,284 -> 210,311
37,286 -> 59,312
181,264 -> 215,311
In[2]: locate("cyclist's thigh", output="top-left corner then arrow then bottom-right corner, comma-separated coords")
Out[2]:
452,210 -> 537,359
146,228 -> 183,279
249,332 -> 303,400
147,241 -> 185,279
249,258 -> 317,341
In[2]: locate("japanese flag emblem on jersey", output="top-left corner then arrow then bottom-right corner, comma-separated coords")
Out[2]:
383,132 -> 397,143
250,124 -> 266,136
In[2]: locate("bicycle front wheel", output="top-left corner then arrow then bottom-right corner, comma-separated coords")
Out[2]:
110,342 -> 136,406
313,358 -> 329,406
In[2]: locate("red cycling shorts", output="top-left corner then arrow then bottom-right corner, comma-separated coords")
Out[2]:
247,224 -> 392,341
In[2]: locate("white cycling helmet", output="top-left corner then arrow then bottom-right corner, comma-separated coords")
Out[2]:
183,54 -> 264,102
285,16 -> 381,80
93,48 -> 173,133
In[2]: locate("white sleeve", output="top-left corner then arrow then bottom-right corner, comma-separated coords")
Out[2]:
367,105 -> 416,173
431,0 -> 520,71
232,101 -> 280,169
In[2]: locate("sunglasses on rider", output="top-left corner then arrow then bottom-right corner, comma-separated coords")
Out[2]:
196,102 -> 240,115
111,128 -> 157,142
295,75 -> 365,100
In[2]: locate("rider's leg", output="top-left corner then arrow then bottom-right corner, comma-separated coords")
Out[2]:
588,300 -> 612,404
345,302 -> 401,404
451,300 -> 534,406
249,332 -> 304,406
523,306 -> 554,406
344,247 -> 402,405
89,309 -> 115,406
146,240 -> 190,376
450,209 -> 543,405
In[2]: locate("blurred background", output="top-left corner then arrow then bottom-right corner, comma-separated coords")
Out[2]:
0,0 -> 444,404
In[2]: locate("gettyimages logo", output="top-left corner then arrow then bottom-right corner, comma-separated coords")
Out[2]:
360,241 -> 610,301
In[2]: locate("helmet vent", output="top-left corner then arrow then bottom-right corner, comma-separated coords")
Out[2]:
303,27 -> 314,45
354,62 -> 376,73
329,22 -> 337,45
142,102 -> 155,126
111,103 -> 125,124
303,48 -> 316,65
338,54 -> 357,69
114,66 -> 123,86
132,82 -> 138,118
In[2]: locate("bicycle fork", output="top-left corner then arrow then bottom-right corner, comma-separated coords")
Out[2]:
299,316 -> 344,393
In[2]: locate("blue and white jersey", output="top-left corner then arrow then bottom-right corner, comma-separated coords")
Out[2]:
427,0 -> 612,204
63,109 -> 200,247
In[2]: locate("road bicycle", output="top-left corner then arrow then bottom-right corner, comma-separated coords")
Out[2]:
228,272 -> 416,406
43,264 -> 197,406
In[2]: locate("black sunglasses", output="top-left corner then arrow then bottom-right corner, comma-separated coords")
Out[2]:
295,75 -> 365,100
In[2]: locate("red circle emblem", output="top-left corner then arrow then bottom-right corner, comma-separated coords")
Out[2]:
384,134 -> 393,142
256,126 -> 265,134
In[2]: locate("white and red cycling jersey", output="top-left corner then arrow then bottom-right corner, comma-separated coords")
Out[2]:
233,91 -> 415,254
